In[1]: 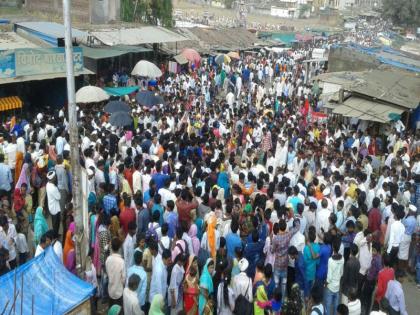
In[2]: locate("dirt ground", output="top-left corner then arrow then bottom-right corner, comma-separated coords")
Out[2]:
173,0 -> 342,31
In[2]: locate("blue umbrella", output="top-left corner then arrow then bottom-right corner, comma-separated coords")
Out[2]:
104,101 -> 131,113
135,90 -> 165,108
109,111 -> 133,127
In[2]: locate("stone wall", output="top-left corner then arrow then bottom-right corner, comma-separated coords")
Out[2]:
328,46 -> 380,72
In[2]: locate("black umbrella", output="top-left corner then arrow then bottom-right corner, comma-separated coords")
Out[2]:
109,111 -> 133,127
104,100 -> 131,113
135,90 -> 165,108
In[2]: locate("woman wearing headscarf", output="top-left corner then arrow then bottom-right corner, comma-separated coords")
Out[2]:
184,256 -> 200,315
217,172 -> 230,199
93,213 -> 111,274
200,213 -> 219,260
281,283 -> 303,315
149,294 -> 165,315
34,206 -> 48,245
63,222 -> 75,269
199,258 -> 215,315
189,224 -> 201,256
14,151 -> 24,183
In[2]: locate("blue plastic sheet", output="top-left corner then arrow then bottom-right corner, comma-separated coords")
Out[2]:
104,86 -> 139,96
0,247 -> 95,315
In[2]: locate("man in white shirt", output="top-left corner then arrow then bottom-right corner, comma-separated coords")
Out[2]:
0,216 -> 17,268
316,199 -> 331,236
123,222 -> 137,271
123,274 -> 144,315
387,206 -> 406,262
106,238 -> 126,306
46,171 -> 61,237
45,230 -> 63,262
233,258 -> 253,303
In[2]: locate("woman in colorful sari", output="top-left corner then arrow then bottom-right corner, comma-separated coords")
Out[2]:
201,213 -> 218,260
89,208 -> 97,250
199,258 -> 214,315
63,222 -> 75,270
93,213 -> 111,274
47,145 -> 57,171
184,256 -> 200,315
14,151 -> 24,183
189,224 -> 201,256
149,294 -> 165,315
34,206 -> 48,245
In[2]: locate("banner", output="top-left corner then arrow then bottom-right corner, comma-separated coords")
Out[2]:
0,47 -> 83,78
308,109 -> 328,124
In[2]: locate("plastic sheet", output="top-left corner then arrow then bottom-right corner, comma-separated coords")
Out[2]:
0,247 -> 95,315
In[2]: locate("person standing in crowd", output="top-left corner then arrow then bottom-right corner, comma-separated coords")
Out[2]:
46,170 -> 61,236
385,269 -> 408,315
106,238 -> 126,307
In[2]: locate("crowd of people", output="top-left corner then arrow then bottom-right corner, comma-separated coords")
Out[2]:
0,37 -> 420,315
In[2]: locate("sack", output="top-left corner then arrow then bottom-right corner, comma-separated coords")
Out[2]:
233,280 -> 253,315
146,223 -> 159,242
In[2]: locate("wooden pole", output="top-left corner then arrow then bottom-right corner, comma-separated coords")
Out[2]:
7,291 -> 19,315
0,300 -> 10,315
31,295 -> 34,315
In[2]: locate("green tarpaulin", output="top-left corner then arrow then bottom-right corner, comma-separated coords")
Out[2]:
104,86 -> 139,96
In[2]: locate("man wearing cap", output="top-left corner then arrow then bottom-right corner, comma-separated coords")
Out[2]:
46,170 -> 61,236
232,258 -> 253,303
399,205 -> 417,271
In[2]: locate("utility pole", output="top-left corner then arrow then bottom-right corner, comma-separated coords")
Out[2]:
63,0 -> 85,275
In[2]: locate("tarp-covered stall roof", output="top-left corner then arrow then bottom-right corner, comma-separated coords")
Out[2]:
0,247 -> 95,315
90,26 -> 188,46
82,45 -> 152,60
14,22 -> 87,46
332,97 -> 406,123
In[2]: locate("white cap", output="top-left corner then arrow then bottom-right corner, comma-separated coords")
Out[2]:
408,204 -> 417,212
238,258 -> 249,272
37,113 -> 43,121
47,171 -> 56,180
87,168 -> 94,176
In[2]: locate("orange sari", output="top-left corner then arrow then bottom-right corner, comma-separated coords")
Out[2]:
63,222 -> 75,265
14,152 -> 24,183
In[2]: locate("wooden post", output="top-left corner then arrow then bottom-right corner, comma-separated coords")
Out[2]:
20,275 -> 23,315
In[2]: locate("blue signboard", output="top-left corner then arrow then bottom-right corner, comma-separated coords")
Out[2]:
0,47 -> 83,79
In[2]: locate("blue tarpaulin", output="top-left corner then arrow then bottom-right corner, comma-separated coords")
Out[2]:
0,247 -> 95,315
104,86 -> 139,96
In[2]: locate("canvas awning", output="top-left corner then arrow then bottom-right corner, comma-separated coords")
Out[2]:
0,96 -> 22,111
0,68 -> 93,85
332,97 -> 406,123
82,45 -> 152,60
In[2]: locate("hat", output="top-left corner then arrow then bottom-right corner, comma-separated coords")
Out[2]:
238,258 -> 249,272
87,168 -> 94,176
47,171 -> 56,180
323,187 -> 331,196
36,113 -> 43,121
408,204 -> 417,213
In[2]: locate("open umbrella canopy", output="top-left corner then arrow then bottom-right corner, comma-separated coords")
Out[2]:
131,60 -> 162,78
215,54 -> 231,65
227,51 -> 240,59
76,86 -> 109,103
181,48 -> 201,65
135,90 -> 165,108
109,111 -> 133,127
104,100 -> 131,113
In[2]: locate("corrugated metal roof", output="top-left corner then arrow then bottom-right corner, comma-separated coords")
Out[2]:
333,97 -> 406,123
0,32 -> 39,50
90,26 -> 188,46
14,22 -> 87,46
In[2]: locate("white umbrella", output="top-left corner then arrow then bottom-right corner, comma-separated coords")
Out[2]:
75,86 -> 110,103
131,60 -> 162,78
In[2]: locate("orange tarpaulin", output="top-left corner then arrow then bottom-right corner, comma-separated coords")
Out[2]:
0,96 -> 22,112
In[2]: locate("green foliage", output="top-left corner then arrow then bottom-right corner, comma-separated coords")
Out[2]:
121,0 -> 173,27
382,0 -> 420,27
225,0 -> 235,9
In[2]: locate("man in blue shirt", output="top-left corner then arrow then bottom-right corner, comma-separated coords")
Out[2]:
126,251 -> 147,309
152,161 -> 169,191
102,184 -> 118,216
226,220 -> 242,259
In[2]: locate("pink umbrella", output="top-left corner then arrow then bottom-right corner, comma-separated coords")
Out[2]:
181,48 -> 201,66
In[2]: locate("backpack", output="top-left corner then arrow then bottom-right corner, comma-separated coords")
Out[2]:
233,279 -> 253,315
146,223 -> 159,242
175,239 -> 189,259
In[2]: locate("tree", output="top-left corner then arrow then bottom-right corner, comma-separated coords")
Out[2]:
120,0 -> 173,27
382,0 -> 420,27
